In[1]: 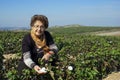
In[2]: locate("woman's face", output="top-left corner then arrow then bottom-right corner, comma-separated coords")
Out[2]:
32,20 -> 45,36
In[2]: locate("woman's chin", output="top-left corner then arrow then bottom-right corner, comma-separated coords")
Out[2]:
35,33 -> 42,36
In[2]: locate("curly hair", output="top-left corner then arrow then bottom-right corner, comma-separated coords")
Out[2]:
30,14 -> 49,29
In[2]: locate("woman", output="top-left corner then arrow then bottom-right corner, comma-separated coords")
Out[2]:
17,14 -> 58,75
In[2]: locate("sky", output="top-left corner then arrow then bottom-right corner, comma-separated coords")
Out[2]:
0,0 -> 120,27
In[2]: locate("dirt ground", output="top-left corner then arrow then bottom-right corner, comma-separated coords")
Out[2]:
103,72 -> 120,80
96,31 -> 120,36
3,53 -> 20,60
93,31 -> 120,36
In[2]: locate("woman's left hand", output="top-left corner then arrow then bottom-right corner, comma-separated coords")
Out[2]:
41,51 -> 54,61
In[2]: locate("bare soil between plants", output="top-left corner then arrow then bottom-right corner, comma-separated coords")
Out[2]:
93,31 -> 120,36
103,72 -> 120,80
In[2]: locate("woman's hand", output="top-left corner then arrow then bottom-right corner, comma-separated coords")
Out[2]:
41,51 -> 54,61
33,65 -> 46,74
41,53 -> 51,61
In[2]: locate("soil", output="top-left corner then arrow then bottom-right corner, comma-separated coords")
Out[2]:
103,72 -> 120,80
96,31 -> 120,36
3,53 -> 20,60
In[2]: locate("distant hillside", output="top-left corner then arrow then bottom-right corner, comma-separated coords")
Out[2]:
0,27 -> 29,31
48,25 -> 120,35
0,25 -> 120,33
51,24 -> 83,28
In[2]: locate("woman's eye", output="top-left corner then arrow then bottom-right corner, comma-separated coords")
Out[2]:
36,26 -> 39,28
41,26 -> 44,29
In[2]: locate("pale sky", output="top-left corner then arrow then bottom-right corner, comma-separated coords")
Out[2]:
0,0 -> 120,27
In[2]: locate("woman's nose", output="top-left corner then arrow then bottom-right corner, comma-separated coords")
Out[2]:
37,27 -> 41,31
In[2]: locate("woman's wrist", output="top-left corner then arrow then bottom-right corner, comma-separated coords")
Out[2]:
33,65 -> 39,69
31,63 -> 37,69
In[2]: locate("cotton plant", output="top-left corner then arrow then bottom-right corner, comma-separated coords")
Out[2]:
37,54 -> 75,80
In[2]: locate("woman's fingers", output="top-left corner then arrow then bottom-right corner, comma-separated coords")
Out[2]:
33,65 -> 46,74
42,53 -> 51,61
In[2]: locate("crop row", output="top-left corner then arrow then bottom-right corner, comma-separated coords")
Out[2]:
0,31 -> 120,80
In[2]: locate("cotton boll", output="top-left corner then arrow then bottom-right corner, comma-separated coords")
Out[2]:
39,67 -> 47,73
68,66 -> 73,71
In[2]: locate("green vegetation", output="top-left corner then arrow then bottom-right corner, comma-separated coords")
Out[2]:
0,39 -> 4,79
0,26 -> 120,80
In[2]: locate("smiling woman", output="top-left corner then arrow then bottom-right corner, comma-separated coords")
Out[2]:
30,15 -> 48,37
17,14 -> 58,76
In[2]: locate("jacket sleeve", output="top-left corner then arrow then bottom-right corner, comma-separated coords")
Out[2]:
45,31 -> 58,54
22,34 -> 36,68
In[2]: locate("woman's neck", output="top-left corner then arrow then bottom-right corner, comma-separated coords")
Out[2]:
35,34 -> 44,40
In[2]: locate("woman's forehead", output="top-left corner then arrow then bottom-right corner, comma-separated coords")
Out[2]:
34,20 -> 43,25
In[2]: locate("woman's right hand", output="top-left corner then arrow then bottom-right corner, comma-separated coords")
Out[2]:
33,65 -> 46,74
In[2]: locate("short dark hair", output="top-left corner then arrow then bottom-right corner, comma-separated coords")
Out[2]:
30,14 -> 49,28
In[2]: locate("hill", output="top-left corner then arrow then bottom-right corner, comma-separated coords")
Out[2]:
48,25 -> 120,35
0,26 -> 29,31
